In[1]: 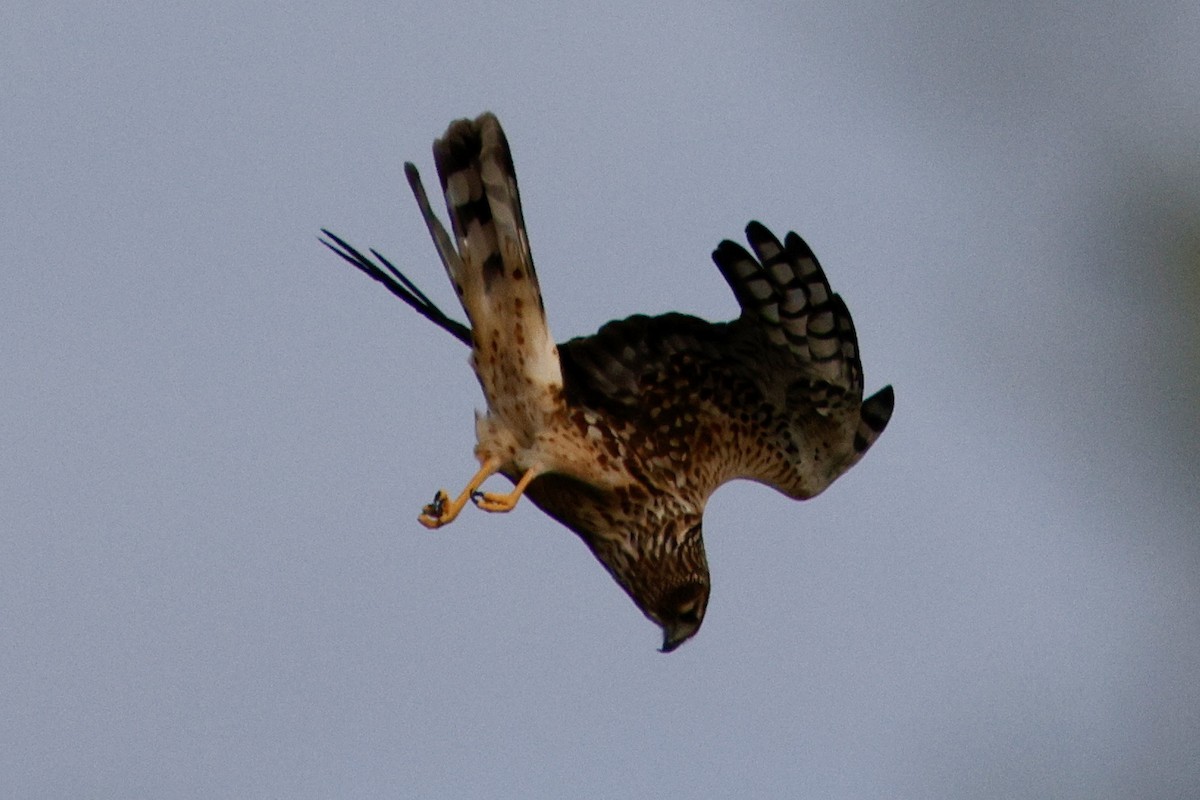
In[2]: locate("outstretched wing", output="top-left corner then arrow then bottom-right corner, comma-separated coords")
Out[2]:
422,114 -> 565,428
712,222 -> 894,457
557,222 -> 893,502
713,222 -> 858,390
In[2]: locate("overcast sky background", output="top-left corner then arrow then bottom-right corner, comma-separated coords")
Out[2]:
3,2 -> 1198,797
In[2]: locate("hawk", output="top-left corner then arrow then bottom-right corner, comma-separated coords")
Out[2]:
322,113 -> 893,651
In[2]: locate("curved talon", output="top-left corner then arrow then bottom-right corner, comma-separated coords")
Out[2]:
415,458 -> 503,529
423,490 -> 448,517
471,466 -> 540,514
473,492 -> 517,513
418,490 -> 451,529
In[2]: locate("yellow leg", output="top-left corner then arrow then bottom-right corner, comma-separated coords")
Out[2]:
472,465 -> 540,513
418,457 -> 502,529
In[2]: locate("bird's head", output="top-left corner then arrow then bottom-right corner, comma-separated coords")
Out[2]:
616,517 -> 711,653
652,579 -> 710,652
522,475 -> 712,651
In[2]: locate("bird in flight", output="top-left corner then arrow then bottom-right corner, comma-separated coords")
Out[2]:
321,113 -> 893,652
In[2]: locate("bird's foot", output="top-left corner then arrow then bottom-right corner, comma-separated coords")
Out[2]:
418,489 -> 459,529
471,489 -> 520,513
417,457 -> 505,529
469,465 -> 540,514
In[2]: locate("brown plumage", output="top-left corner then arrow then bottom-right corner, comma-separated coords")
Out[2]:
321,112 -> 893,651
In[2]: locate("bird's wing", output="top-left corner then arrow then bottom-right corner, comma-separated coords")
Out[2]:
319,228 -> 472,346
423,113 -> 564,425
557,222 -> 893,501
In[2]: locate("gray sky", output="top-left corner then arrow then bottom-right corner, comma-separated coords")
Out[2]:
3,2 -> 1198,797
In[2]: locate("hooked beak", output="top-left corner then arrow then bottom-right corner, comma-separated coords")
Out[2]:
659,626 -> 694,653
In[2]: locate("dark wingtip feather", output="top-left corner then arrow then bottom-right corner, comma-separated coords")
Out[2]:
318,228 -> 473,347
852,386 -> 894,454
783,231 -> 820,264
862,385 -> 895,433
745,220 -> 768,239
403,162 -> 425,201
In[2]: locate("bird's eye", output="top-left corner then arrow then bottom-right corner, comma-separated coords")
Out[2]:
678,606 -> 700,624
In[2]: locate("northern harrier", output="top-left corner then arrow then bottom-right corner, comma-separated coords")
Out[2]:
322,113 -> 893,651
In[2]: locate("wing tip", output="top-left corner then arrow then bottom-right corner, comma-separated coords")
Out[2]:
853,384 -> 895,453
